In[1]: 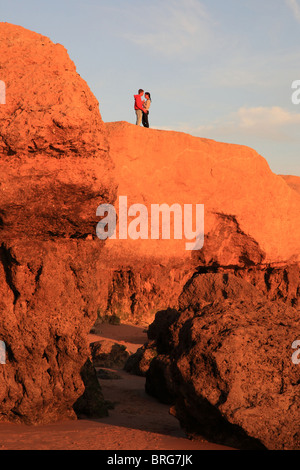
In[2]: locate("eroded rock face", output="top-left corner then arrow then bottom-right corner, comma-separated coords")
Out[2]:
0,22 -> 299,434
105,121 -> 300,264
0,23 -> 116,423
193,213 -> 266,267
144,271 -> 300,450
94,258 -> 195,325
0,23 -> 115,241
96,211 -> 299,325
94,121 -> 300,328
122,208 -> 300,448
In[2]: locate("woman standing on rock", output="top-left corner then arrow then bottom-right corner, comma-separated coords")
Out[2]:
142,92 -> 151,128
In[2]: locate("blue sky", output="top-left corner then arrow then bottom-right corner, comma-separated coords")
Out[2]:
1,0 -> 300,175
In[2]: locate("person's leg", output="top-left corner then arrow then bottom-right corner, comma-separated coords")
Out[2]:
135,109 -> 142,126
142,111 -> 146,127
143,111 -> 149,128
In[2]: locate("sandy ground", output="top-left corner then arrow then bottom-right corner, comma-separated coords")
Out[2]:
0,324 -> 233,450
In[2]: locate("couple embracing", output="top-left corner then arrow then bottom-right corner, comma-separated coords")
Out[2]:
134,89 -> 152,128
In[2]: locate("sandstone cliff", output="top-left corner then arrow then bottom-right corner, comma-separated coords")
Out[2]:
105,121 -> 300,264
95,122 -> 300,325
0,23 -> 115,423
0,22 -> 299,441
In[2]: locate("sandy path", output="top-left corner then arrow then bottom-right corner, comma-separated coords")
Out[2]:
0,324 -> 232,450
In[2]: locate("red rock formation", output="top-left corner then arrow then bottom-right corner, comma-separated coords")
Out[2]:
144,274 -> 300,449
105,121 -> 300,264
108,141 -> 300,448
0,23 -> 116,423
96,123 -> 300,329
0,23 -> 299,441
0,23 -> 115,241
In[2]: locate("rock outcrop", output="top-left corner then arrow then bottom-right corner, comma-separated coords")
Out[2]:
95,121 -> 300,326
0,22 -> 299,441
105,121 -> 300,264
143,270 -> 300,450
93,258 -> 195,325
0,23 -> 116,423
73,358 -> 109,419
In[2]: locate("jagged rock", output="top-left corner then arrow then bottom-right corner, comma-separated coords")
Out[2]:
145,273 -> 300,450
0,23 -> 116,424
249,263 -> 300,308
124,342 -> 157,376
193,213 -> 266,267
93,260 -> 195,325
182,263 -> 300,309
145,355 -> 175,405
73,358 -> 108,419
90,340 -> 130,368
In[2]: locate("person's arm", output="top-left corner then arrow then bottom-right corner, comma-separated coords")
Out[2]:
136,95 -> 145,111
143,99 -> 150,113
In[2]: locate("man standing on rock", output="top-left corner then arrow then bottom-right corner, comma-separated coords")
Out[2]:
134,89 -> 145,126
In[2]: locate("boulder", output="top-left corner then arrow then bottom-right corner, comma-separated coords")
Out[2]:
124,342 -> 157,377
145,272 -> 300,450
73,358 -> 109,419
90,340 -> 130,368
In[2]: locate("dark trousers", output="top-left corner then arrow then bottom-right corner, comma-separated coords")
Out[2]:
142,111 -> 149,128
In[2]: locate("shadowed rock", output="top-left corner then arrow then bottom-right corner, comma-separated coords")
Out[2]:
73,358 -> 109,419
124,343 -> 157,377
90,340 -> 130,368
145,272 -> 300,450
